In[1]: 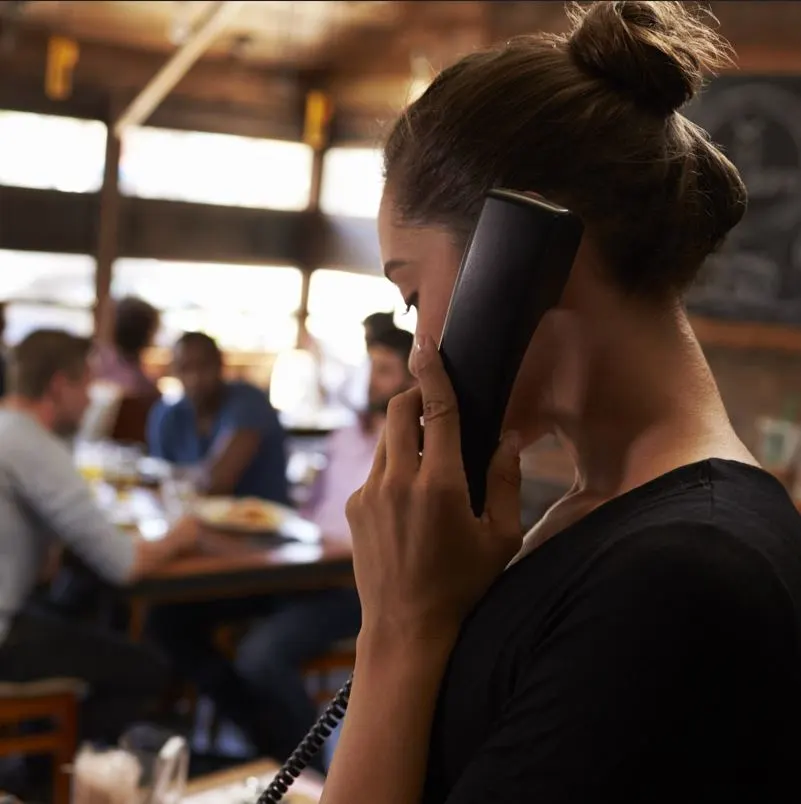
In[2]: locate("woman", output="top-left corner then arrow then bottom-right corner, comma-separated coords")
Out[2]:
92,296 -> 160,397
322,3 -> 801,803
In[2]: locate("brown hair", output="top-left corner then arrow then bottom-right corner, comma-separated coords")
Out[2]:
113,296 -> 160,359
383,1 -> 747,298
8,329 -> 91,399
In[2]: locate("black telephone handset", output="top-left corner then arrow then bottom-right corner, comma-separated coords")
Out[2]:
256,190 -> 583,803
439,189 -> 583,516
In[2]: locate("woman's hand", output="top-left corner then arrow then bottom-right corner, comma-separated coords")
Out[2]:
346,334 -> 523,645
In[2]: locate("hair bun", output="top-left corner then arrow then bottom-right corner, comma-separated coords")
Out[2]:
567,1 -> 733,116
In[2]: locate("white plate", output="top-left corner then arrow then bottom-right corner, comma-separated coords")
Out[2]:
194,497 -> 294,535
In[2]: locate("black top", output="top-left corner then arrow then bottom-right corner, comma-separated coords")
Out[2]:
423,460 -> 801,803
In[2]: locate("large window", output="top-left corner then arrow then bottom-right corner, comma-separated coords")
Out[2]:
112,259 -> 303,352
120,127 -> 313,210
320,147 -> 384,218
0,111 -> 106,193
306,269 -> 415,367
0,250 -> 96,343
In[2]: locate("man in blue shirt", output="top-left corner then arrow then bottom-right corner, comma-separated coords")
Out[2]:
147,332 -> 289,504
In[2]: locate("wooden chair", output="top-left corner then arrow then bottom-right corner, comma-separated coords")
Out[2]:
304,640 -> 357,706
110,393 -> 160,445
0,679 -> 83,804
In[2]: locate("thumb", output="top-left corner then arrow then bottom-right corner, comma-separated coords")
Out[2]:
483,430 -> 522,533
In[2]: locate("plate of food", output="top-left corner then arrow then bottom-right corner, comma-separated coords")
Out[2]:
194,497 -> 291,535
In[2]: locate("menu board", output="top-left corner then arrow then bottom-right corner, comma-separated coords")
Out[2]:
686,76 -> 801,324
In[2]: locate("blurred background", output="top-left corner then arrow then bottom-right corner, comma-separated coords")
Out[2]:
3,1 -> 801,799
0,0 -> 798,497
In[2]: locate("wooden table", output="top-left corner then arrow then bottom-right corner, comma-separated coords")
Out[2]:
111,486 -> 354,636
134,535 -> 353,601
184,759 -> 323,802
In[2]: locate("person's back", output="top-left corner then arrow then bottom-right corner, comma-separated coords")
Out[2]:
423,460 -> 801,802
0,408 -> 110,639
0,329 -> 199,750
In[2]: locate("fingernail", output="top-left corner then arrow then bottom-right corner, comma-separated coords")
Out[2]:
413,334 -> 434,371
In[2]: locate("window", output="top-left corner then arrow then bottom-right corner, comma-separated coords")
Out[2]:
0,111 -> 106,193
120,127 -> 313,210
0,250 -> 96,343
112,259 -> 303,352
320,147 -> 384,218
306,269 -> 415,367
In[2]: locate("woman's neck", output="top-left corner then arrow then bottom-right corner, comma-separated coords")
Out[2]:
551,306 -> 754,503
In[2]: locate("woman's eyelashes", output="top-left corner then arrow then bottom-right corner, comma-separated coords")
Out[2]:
404,292 -> 419,313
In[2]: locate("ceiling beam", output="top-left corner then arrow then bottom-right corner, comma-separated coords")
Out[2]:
114,0 -> 245,137
1,25 -> 300,108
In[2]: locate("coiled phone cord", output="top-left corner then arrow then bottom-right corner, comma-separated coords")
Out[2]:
256,675 -> 352,803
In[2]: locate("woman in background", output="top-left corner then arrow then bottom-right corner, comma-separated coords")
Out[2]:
92,296 -> 160,397
321,3 -> 801,803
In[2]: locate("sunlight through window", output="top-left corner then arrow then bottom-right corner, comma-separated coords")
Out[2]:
120,127 -> 313,210
0,111 -> 106,193
306,269 -> 415,367
112,259 -> 303,351
0,250 -> 96,343
320,147 -> 384,218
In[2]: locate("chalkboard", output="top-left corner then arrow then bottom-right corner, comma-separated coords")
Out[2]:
685,76 -> 801,324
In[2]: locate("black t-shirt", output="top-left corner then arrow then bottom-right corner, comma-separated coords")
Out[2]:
423,460 -> 801,803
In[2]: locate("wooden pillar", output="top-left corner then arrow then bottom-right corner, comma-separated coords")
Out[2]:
296,88 -> 333,348
94,99 -> 122,344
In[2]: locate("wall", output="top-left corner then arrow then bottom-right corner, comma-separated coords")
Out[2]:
707,348 -> 801,451
520,345 -> 801,500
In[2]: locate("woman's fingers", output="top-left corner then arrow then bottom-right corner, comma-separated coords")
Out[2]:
384,388 -> 423,479
414,336 -> 463,475
364,427 -> 388,487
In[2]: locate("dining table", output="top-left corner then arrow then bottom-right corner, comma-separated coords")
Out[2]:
183,758 -> 323,802
92,481 -> 354,639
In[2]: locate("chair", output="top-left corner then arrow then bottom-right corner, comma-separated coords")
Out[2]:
0,679 -> 83,804
111,393 -> 160,445
304,640 -> 357,706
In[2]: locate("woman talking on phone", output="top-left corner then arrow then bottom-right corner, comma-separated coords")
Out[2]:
321,3 -> 801,803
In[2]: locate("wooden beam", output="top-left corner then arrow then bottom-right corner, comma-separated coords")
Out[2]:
114,0 -> 246,137
94,99 -> 122,343
118,197 -> 309,265
0,185 -> 310,266
310,216 -> 381,274
0,186 -> 98,254
1,25 -> 302,113
0,78 -> 303,141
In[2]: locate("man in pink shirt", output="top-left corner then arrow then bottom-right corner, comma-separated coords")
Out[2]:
233,326 -> 415,771
308,324 -> 415,538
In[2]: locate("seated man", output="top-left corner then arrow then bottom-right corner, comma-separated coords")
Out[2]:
148,326 -> 415,770
147,332 -> 289,504
0,330 -> 199,743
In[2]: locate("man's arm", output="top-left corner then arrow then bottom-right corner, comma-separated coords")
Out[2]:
10,432 -> 195,584
198,386 -> 282,496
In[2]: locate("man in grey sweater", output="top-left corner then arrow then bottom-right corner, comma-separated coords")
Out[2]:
0,329 -> 199,741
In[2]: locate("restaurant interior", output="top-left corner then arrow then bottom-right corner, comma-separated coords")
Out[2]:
2,0 -> 801,801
